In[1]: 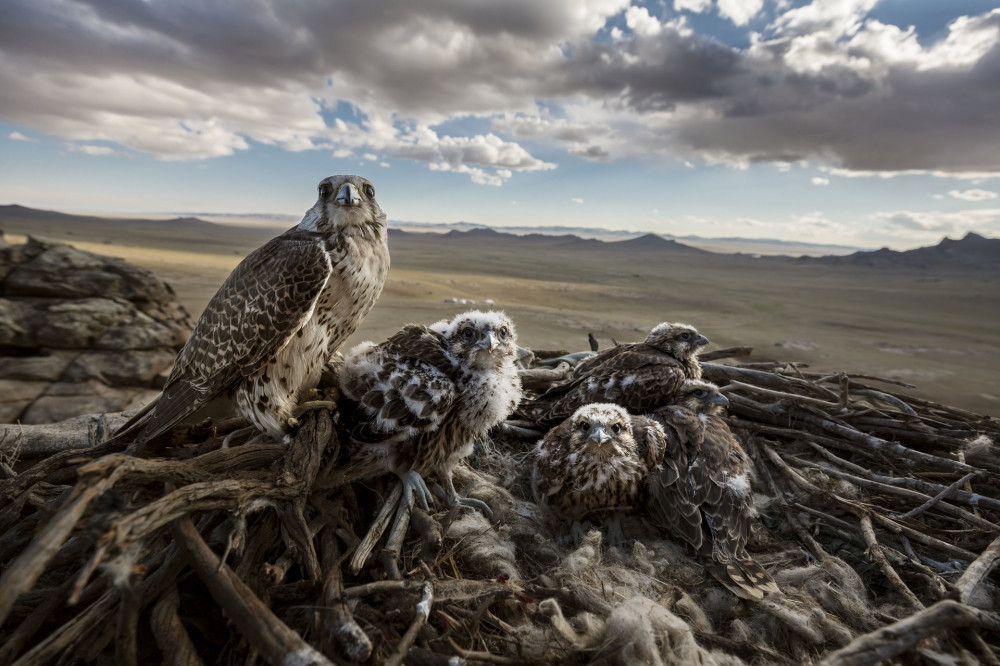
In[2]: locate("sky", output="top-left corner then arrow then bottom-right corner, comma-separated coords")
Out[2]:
1,0 -> 999,250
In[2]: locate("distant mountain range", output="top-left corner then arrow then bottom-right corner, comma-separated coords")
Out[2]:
1,204 -> 997,269
803,232 -> 1000,270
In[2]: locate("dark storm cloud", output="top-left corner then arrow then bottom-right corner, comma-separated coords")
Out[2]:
0,0 -> 998,177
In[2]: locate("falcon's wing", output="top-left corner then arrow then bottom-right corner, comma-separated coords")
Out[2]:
341,325 -> 458,446
699,417 -> 753,557
120,232 -> 331,443
523,346 -> 686,426
631,414 -> 667,470
530,418 -> 576,506
644,407 -> 707,551
700,420 -> 778,600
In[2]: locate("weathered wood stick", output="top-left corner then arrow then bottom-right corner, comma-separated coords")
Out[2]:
318,529 -> 371,662
817,599 -> 1000,666
699,346 -> 753,361
384,581 -> 433,666
172,515 -> 333,666
897,472 -> 977,520
150,586 -> 205,666
956,534 -> 1000,605
350,483 -> 402,575
857,513 -> 924,612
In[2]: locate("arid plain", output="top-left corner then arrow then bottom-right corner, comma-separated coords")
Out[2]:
2,206 -> 998,416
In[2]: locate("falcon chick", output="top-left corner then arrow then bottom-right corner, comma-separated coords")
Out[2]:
519,322 -> 708,428
113,175 -> 389,451
338,310 -> 522,516
646,379 -> 779,600
531,403 -> 667,546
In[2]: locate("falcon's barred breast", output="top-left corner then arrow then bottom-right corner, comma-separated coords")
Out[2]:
519,322 -> 709,428
532,403 -> 667,541
113,175 -> 389,450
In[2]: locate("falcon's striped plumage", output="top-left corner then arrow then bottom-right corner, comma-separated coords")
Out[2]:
646,379 -> 779,600
531,403 -> 667,545
518,322 -> 708,428
337,310 -> 522,513
113,175 -> 389,451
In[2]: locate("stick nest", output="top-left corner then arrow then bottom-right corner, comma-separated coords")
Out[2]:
0,345 -> 998,665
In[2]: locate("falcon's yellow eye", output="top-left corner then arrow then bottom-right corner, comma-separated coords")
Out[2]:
319,183 -> 332,199
364,184 -> 375,198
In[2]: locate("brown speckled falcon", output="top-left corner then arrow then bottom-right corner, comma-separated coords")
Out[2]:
531,403 -> 667,545
518,322 -> 709,428
646,379 -> 779,600
337,310 -> 523,516
113,175 -> 389,451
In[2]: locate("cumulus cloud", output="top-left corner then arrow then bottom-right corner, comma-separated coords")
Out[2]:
67,144 -> 117,156
871,208 -> 1000,240
948,189 -> 998,201
0,0 -> 998,183
675,0 -> 713,14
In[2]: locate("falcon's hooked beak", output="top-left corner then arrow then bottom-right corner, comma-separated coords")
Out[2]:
710,393 -> 730,409
586,424 -> 613,445
694,334 -> 710,347
335,183 -> 362,207
477,331 -> 499,352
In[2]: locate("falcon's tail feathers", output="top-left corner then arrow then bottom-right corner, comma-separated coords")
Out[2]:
708,556 -> 780,601
105,395 -> 160,445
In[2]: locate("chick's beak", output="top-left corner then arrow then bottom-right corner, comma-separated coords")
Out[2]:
587,424 -> 612,445
478,331 -> 498,352
710,393 -> 730,409
695,334 -> 710,347
335,183 -> 361,207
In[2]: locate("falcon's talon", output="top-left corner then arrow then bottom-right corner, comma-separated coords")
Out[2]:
400,470 -> 433,512
292,399 -> 339,419
453,496 -> 494,521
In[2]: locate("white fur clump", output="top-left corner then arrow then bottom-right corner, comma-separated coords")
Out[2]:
962,434 -> 997,465
444,510 -> 520,581
598,596 -> 739,666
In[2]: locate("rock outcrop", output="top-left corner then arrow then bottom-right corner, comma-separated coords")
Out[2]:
0,234 -> 191,423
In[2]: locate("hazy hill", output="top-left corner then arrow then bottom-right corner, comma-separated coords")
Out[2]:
1,205 -> 998,268
805,232 -> 1000,270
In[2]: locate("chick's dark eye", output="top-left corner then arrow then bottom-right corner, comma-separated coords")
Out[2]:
680,332 -> 691,341
364,184 -> 375,198
611,423 -> 621,434
462,327 -> 475,339
693,389 -> 707,397
498,326 -> 508,339
579,422 -> 590,432
319,183 -> 332,199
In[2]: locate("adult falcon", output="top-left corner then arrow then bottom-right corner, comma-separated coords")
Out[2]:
531,403 -> 667,545
337,310 -> 522,516
518,322 -> 708,428
645,379 -> 779,600
113,175 -> 389,452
